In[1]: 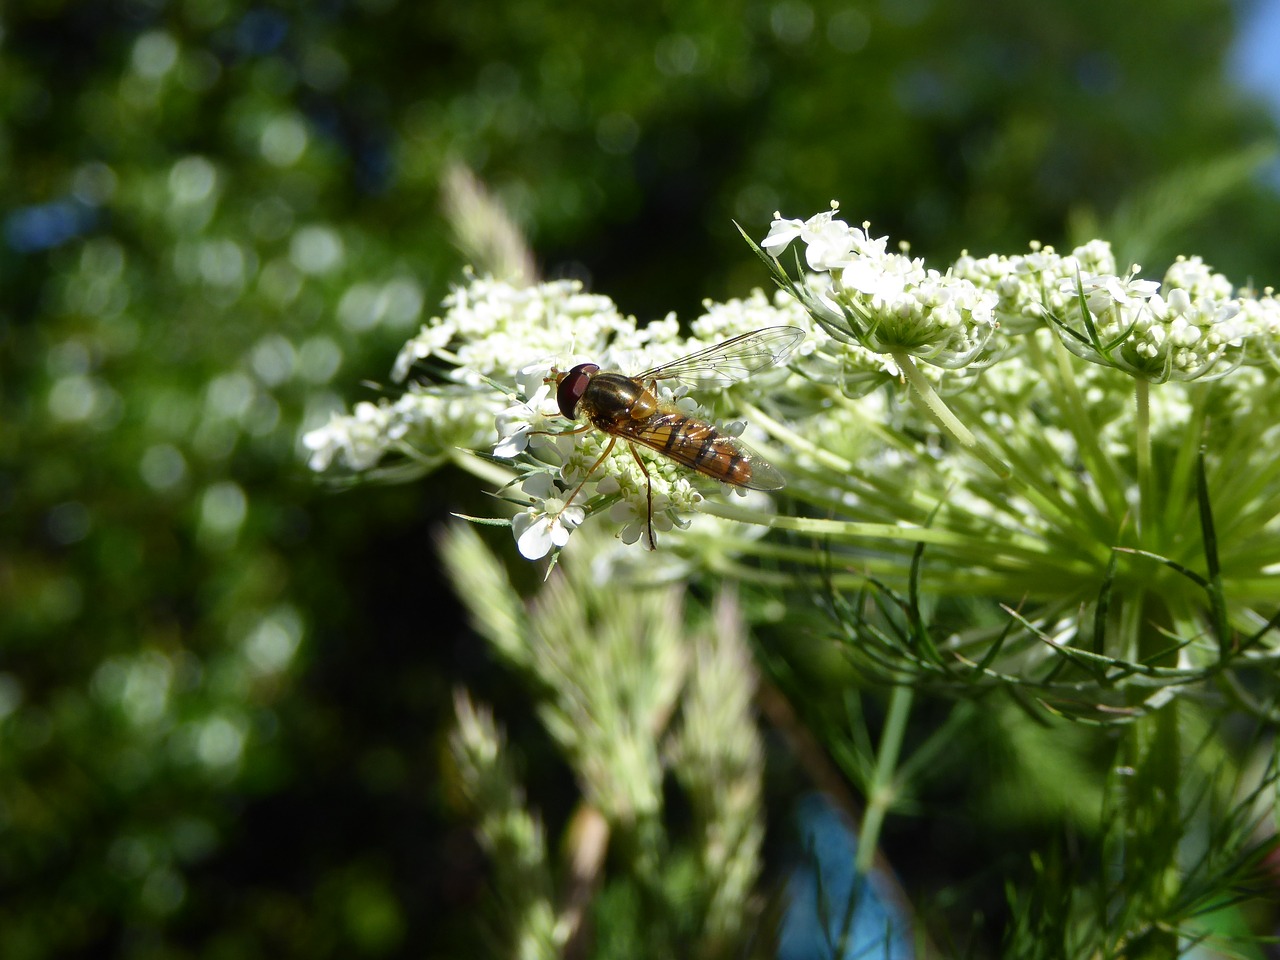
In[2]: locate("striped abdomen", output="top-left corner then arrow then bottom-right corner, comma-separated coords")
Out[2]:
608,410 -> 785,491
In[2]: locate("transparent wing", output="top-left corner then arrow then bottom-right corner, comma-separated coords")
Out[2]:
636,326 -> 804,386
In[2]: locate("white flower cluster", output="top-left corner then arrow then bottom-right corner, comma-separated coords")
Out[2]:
307,208 -> 1280,565
764,206 -> 997,371
302,276 -> 640,475
1051,257 -> 1247,381
1236,285 -> 1280,369
390,274 -> 635,384
766,204 -> 1280,384
953,238 -> 1117,333
302,386 -> 494,472
306,274 -> 808,560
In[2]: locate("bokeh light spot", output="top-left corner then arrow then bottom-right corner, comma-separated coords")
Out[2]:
132,31 -> 179,79
140,443 -> 189,491
194,715 -> 246,769
244,606 -> 303,675
770,1 -> 815,44
260,113 -> 309,167
298,335 -> 342,383
250,334 -> 297,386
290,225 -> 344,274
169,156 -> 218,206
46,501 -> 92,545
198,482 -> 248,545
596,112 -> 639,155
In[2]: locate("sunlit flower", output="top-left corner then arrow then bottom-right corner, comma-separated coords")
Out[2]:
759,211 -> 997,372
311,213 -> 1280,577
763,204 -> 887,272
512,496 -> 585,559
493,375 -> 559,459
610,493 -> 671,546
1052,263 -> 1246,381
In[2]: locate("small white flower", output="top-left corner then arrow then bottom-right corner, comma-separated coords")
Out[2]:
392,320 -> 456,381
609,493 -> 673,546
512,498 -> 585,559
763,207 -> 847,271
519,471 -> 562,502
839,252 -> 919,301
493,382 -> 556,459
761,215 -> 807,258
801,216 -> 858,272
1052,261 -> 1249,380
301,402 -> 389,471
690,288 -> 811,345
493,414 -> 534,458
764,212 -> 993,370
763,205 -> 889,274
302,416 -> 344,470
1059,270 -> 1159,315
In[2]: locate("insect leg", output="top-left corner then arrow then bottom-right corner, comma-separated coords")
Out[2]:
527,422 -> 592,439
555,435 -> 617,521
626,442 -> 656,550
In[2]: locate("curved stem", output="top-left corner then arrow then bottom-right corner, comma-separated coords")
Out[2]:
890,349 -> 1011,479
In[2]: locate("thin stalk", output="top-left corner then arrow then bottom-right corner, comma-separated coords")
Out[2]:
1045,333 -> 1129,519
890,349 -> 1012,479
696,499 -> 953,545
451,447 -> 519,487
1134,378 -> 1152,541
855,684 -> 913,876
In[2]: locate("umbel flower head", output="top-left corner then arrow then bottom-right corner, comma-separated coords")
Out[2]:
304,274 -> 811,560
756,203 -> 1273,387
1048,255 -> 1248,382
307,209 -> 1280,619
759,205 -> 998,374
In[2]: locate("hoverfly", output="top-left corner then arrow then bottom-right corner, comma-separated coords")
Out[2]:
547,325 -> 804,550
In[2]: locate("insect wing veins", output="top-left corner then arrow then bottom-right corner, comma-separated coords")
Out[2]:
637,325 -> 803,387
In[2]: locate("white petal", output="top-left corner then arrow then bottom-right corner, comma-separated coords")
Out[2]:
762,218 -> 804,256
514,515 -> 554,559
493,430 -> 528,458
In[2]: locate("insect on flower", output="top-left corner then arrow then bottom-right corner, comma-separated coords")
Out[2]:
546,325 -> 804,550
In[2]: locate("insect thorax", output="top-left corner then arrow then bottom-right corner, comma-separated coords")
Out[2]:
580,372 -> 655,424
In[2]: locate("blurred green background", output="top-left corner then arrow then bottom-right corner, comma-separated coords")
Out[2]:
3,0 -> 1279,956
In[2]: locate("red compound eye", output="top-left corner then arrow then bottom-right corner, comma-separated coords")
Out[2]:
556,363 -> 598,419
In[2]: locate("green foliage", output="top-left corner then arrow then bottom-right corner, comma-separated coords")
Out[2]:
441,526 -> 766,959
3,0 -> 1280,957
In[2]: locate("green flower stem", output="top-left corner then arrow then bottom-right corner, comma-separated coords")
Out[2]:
697,499 -> 974,548
855,684 -> 913,876
451,447 -> 518,487
1042,333 -> 1130,521
1134,377 -> 1153,540
740,399 -> 941,513
696,495 -> 1112,599
701,548 -> 1107,599
1132,380 -> 1161,666
737,400 -> 862,477
889,349 -> 1012,480
738,401 -> 1065,562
